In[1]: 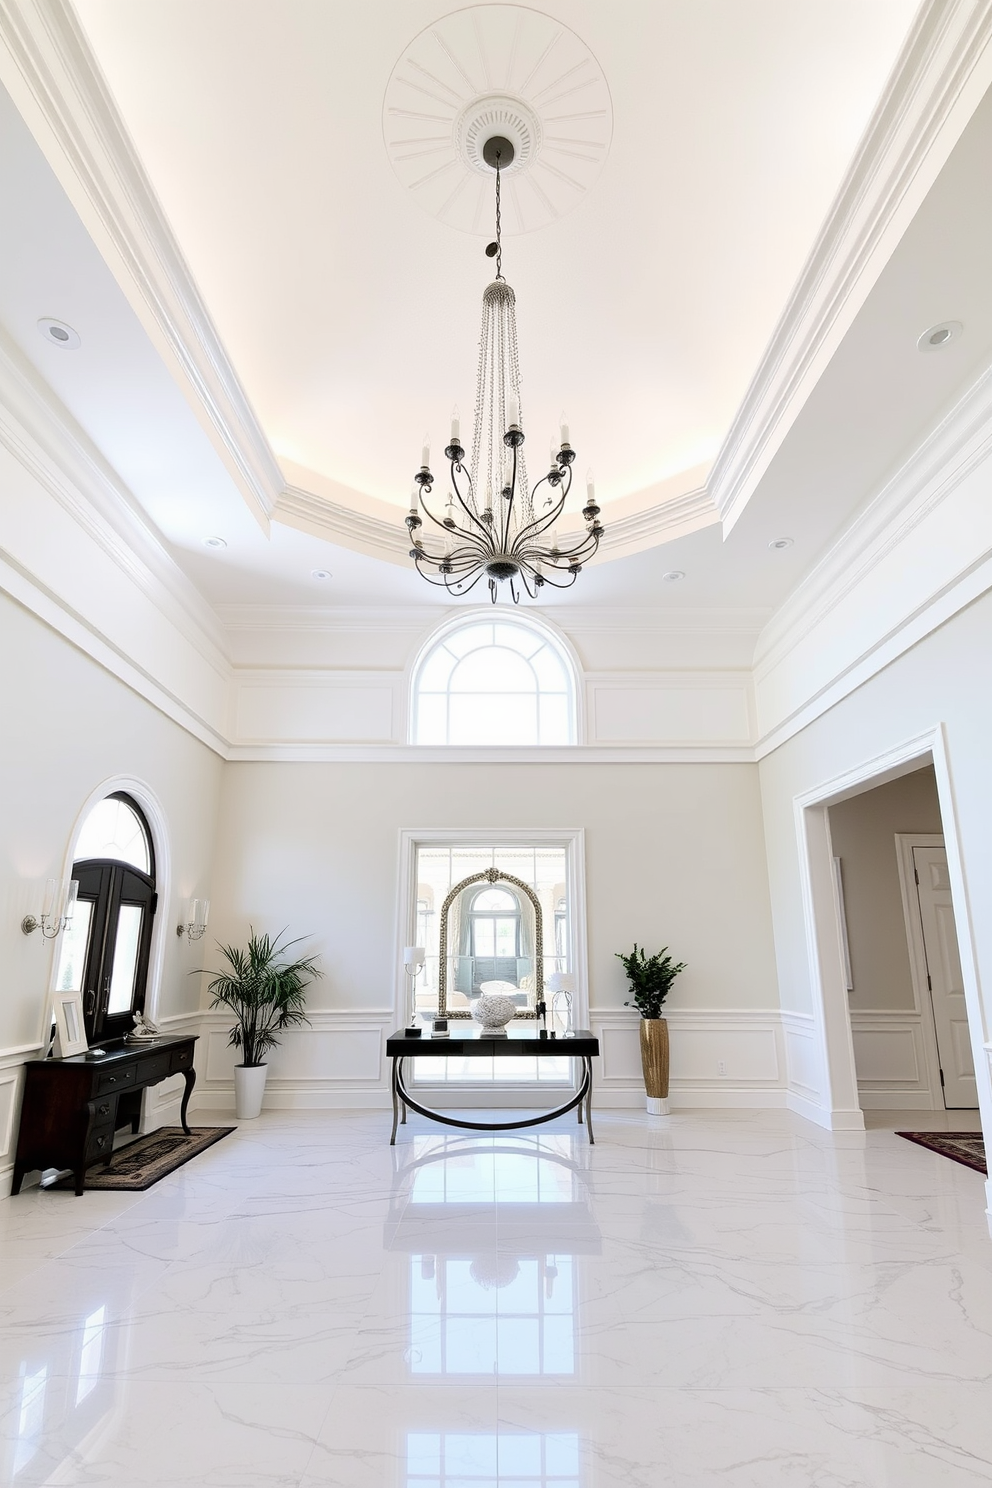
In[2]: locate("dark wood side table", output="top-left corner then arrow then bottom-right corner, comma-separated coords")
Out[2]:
12,1035 -> 197,1196
385,1028 -> 599,1144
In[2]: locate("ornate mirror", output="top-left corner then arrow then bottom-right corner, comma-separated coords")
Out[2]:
438,867 -> 544,1019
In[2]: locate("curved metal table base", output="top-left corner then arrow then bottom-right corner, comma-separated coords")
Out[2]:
390,1055 -> 594,1145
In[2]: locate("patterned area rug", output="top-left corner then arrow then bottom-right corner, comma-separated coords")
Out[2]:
897,1130 -> 987,1175
54,1126 -> 234,1191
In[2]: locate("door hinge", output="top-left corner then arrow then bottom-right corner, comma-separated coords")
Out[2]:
939,1068 -> 945,1087
151,892 -> 159,914
927,973 -> 932,991
914,868 -> 920,885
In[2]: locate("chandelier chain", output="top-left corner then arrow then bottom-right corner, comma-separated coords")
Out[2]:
494,153 -> 504,281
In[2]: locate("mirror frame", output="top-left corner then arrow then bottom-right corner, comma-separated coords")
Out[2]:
437,867 -> 543,1018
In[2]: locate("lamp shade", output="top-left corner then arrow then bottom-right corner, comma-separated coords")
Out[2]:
547,972 -> 575,994
404,945 -> 426,969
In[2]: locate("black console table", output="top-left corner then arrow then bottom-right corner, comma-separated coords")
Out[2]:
385,1027 -> 599,1144
12,1035 -> 197,1196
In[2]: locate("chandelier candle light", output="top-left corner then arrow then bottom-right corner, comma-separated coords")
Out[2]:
406,138 -> 604,602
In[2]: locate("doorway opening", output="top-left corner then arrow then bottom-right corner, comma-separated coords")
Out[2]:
827,764 -> 978,1126
793,729 -> 988,1164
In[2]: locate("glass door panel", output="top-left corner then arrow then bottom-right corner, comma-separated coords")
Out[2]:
106,905 -> 143,1015
54,900 -> 93,993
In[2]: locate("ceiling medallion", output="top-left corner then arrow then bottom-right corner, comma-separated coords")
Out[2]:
405,143 -> 603,603
382,5 -> 613,234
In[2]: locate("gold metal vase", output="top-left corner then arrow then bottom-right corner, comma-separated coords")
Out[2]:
639,1017 -> 670,1114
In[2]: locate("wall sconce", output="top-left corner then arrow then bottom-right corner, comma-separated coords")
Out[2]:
22,877 -> 79,939
176,898 -> 210,942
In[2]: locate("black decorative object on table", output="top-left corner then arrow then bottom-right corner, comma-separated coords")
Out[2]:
12,1035 -> 197,1196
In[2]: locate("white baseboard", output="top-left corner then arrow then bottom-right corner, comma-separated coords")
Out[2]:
787,1090 -> 866,1130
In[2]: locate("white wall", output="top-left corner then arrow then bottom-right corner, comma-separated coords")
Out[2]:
199,760 -> 782,1111
0,590 -> 222,1186
759,590 -> 992,1158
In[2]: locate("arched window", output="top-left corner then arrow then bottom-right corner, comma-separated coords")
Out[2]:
54,793 -> 157,1043
413,619 -> 576,746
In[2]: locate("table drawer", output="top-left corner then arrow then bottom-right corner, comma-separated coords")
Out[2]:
140,1054 -> 173,1084
96,1063 -> 136,1095
170,1046 -> 194,1075
89,1097 -> 116,1125
85,1125 -> 115,1162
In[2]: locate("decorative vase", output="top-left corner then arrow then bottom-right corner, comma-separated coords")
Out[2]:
471,993 -> 518,1032
234,1063 -> 268,1120
639,1017 -> 670,1115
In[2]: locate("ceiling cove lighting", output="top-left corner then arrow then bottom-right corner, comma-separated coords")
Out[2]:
405,140 -> 604,604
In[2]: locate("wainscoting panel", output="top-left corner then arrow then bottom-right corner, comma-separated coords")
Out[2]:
591,1008 -> 788,1109
850,1009 -> 936,1109
0,1070 -> 19,1173
781,1010 -> 821,1110
191,1010 -> 394,1112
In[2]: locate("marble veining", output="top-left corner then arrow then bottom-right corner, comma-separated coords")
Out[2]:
1,1108 -> 991,1484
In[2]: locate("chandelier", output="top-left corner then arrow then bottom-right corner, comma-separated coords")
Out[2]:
405,137 -> 604,603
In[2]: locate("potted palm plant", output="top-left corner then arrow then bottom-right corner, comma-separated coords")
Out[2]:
616,943 -> 686,1114
205,929 -> 321,1119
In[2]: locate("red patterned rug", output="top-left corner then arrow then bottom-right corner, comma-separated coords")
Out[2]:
897,1131 -> 986,1175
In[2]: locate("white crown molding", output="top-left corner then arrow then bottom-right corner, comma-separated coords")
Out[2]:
752,359 -> 992,754
275,482 -> 413,562
225,744 -> 756,764
708,0 -> 992,532
0,329 -> 229,668
755,360 -> 992,676
275,479 -> 718,565
214,602 -> 771,637
0,548 -> 231,755
0,0 -> 282,529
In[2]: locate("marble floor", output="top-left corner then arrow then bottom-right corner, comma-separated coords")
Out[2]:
1,1105 -> 991,1486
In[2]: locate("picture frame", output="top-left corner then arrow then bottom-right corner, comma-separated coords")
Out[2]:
52,990 -> 88,1058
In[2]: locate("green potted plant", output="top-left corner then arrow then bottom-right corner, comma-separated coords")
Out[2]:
205,929 -> 321,1119
616,943 -> 686,1114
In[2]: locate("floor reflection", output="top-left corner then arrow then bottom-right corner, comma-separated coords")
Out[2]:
407,1431 -> 581,1487
386,1135 -> 600,1380
4,1291 -> 121,1486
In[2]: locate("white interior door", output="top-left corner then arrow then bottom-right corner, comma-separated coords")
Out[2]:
913,846 -> 977,1109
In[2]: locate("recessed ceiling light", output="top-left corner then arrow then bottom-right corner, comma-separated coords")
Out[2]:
37,317 -> 80,350
311,569 -> 333,581
203,536 -> 227,549
661,570 -> 685,582
768,537 -> 794,550
917,320 -> 962,352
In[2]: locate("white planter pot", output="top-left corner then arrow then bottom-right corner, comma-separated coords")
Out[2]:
234,1063 -> 268,1120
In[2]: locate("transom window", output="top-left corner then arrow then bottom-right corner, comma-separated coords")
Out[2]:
413,620 -> 575,746
54,793 -> 157,1043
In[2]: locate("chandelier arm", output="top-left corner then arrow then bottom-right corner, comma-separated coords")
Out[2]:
411,559 -> 486,593
419,498 -> 491,557
445,567 -> 489,596
419,484 -> 491,556
449,462 -> 497,547
510,464 -> 571,548
551,527 -> 603,561
521,565 -> 580,590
